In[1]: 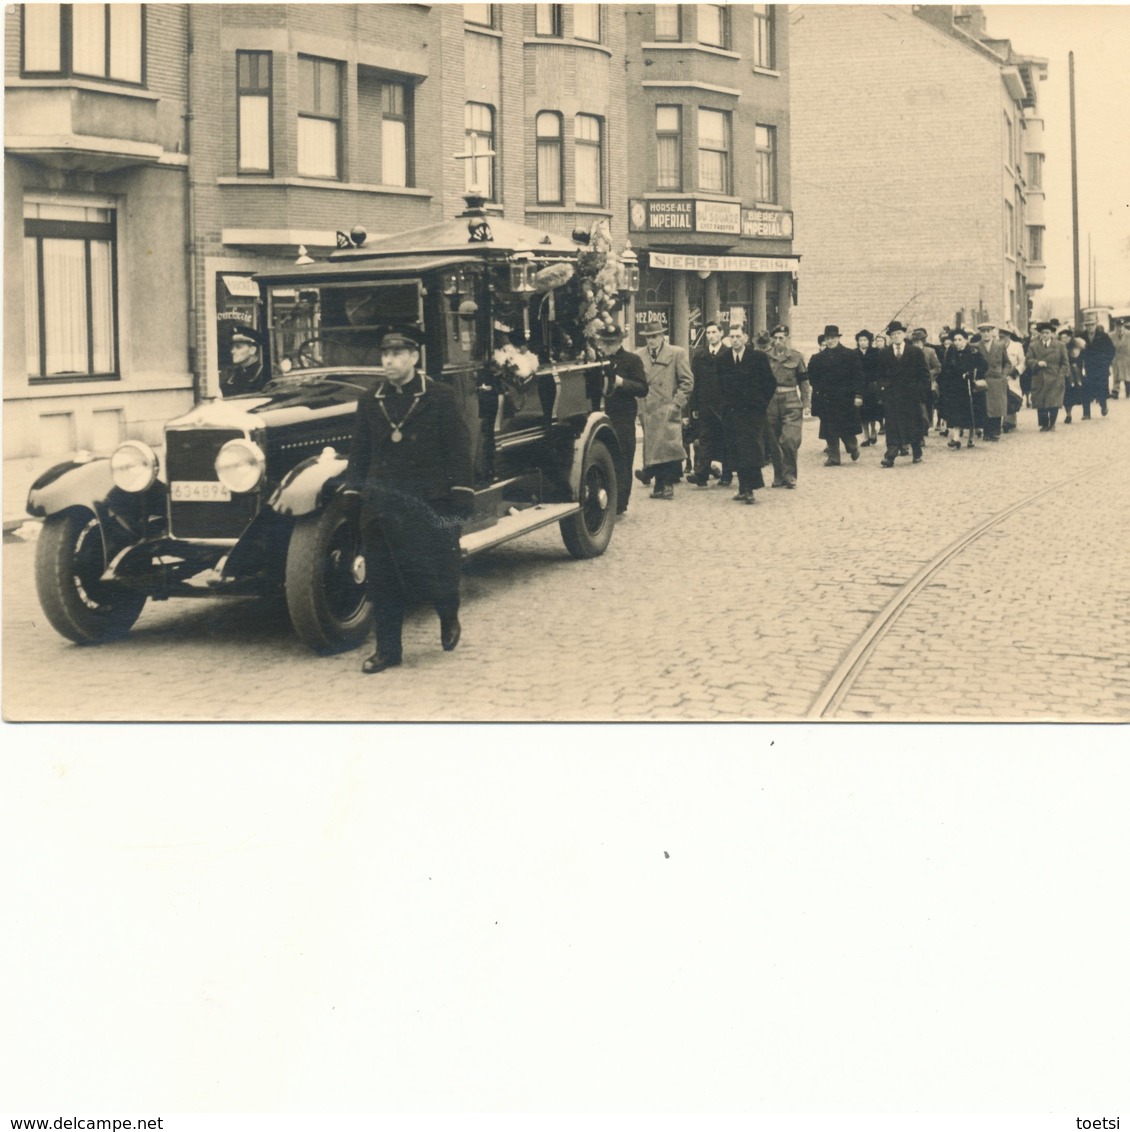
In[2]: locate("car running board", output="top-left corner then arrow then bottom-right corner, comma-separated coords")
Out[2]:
460,502 -> 580,558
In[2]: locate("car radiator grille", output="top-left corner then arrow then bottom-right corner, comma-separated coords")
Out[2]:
166,429 -> 260,539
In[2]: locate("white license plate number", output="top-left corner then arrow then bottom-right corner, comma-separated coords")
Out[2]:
171,481 -> 232,502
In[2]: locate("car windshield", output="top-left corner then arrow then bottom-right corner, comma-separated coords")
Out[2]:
265,280 -> 422,375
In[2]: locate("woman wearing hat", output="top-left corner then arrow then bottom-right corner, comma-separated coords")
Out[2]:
1023,321 -> 1069,431
1063,337 -> 1086,424
855,330 -> 883,447
938,328 -> 988,447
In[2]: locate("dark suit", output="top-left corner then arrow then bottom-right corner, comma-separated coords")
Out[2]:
344,372 -> 474,662
718,345 -> 776,493
807,343 -> 864,462
690,343 -> 728,481
878,342 -> 931,455
602,346 -> 649,512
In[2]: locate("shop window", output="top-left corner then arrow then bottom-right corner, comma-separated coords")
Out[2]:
754,124 -> 777,203
381,81 -> 412,187
575,114 -> 604,206
656,106 -> 682,191
464,103 -> 496,200
654,5 -> 681,40
697,4 -> 729,49
298,55 -> 342,180
536,112 -> 564,204
21,3 -> 144,85
698,108 -> 731,194
237,51 -> 272,174
535,4 -> 562,35
572,4 -> 601,42
24,200 -> 118,382
752,5 -> 776,68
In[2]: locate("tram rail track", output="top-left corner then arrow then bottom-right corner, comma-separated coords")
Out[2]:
806,459 -> 1112,720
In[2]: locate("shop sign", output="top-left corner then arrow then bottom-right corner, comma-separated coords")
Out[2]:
649,251 -> 800,275
632,199 -> 693,231
695,200 -> 741,234
741,208 -> 794,239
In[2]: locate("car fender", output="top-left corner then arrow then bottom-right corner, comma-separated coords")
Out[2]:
567,412 -> 621,499
27,457 -> 115,519
268,450 -> 349,517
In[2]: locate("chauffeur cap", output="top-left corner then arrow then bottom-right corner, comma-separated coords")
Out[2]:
380,327 -> 422,350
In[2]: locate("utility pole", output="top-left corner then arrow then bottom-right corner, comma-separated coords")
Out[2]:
1070,51 -> 1082,327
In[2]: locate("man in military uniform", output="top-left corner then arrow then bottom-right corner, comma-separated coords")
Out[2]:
220,328 -> 267,397
764,323 -> 810,489
342,328 -> 475,674
594,324 -> 649,515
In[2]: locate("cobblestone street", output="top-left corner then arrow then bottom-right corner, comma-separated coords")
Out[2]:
4,404 -> 1129,722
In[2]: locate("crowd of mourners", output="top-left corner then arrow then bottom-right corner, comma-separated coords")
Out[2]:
592,310 -> 1130,513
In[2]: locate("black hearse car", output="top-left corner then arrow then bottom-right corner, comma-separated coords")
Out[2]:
28,200 -> 637,652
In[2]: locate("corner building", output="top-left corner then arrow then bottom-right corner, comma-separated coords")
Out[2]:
789,4 -> 1047,351
623,3 -> 797,347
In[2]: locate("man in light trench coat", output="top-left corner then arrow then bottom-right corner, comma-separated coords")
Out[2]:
634,316 -> 694,500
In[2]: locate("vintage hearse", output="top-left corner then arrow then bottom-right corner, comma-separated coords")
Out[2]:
28,199 -> 638,652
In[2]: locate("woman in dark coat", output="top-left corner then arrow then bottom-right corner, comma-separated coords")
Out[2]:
856,330 -> 883,445
938,327 -> 988,449
1081,324 -> 1116,417
1063,337 -> 1085,424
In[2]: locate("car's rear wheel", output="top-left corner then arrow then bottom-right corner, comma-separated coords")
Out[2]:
560,438 -> 617,559
285,503 -> 372,653
35,509 -> 147,644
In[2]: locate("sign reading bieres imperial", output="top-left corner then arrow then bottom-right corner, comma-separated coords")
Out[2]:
742,208 -> 794,239
649,252 -> 801,276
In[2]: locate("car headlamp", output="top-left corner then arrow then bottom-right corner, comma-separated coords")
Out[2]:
110,441 -> 159,493
214,439 -> 266,494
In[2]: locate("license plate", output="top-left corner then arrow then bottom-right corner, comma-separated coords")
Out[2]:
171,480 -> 232,502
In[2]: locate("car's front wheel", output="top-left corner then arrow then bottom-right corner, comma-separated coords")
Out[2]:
285,503 -> 372,653
35,509 -> 147,644
560,438 -> 617,559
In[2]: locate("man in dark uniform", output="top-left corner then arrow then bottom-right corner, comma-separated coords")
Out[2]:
220,328 -> 268,397
342,328 -> 475,674
687,320 -> 728,487
593,323 -> 649,515
806,325 -> 864,466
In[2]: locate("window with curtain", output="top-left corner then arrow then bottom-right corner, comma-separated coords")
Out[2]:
298,55 -> 342,179
656,106 -> 681,191
697,109 -> 730,193
654,5 -> 680,40
752,5 -> 775,67
381,81 -> 411,187
536,113 -> 564,204
22,3 -> 144,84
697,4 -> 729,48
754,124 -> 777,202
575,114 -> 603,205
464,103 -> 496,200
535,4 -> 562,35
237,51 -> 272,174
572,4 -> 601,42
24,200 -> 118,381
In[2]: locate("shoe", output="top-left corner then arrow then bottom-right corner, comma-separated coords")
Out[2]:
880,457 -> 895,468
661,485 -> 674,500
634,469 -> 652,486
1064,415 -> 1072,424
718,476 -> 733,487
784,477 -> 797,489
947,440 -> 961,449
687,474 -> 710,486
1101,403 -> 1109,416
985,434 -> 999,441
823,458 -> 841,467
650,486 -> 665,499
898,446 -> 909,456
362,653 -> 402,675
860,437 -> 873,447
849,446 -> 860,461
912,453 -> 923,464
440,615 -> 462,652
732,491 -> 754,504
770,479 -> 786,488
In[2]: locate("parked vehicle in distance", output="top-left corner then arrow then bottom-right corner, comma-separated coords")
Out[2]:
27,197 -> 638,652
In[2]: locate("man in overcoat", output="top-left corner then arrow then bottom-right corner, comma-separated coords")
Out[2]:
634,317 -> 694,500
877,322 -> 931,467
717,324 -> 777,504
687,320 -> 729,486
1024,321 -> 1069,431
974,320 -> 1011,440
343,328 -> 475,674
594,324 -> 649,514
806,324 -> 864,466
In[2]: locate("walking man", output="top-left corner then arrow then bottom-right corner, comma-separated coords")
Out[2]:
806,325 -> 864,466
764,324 -> 810,488
974,320 -> 1010,440
878,322 -> 931,466
594,324 -> 649,515
635,316 -> 694,500
718,324 -> 777,504
687,320 -> 729,486
1024,321 -> 1068,431
342,327 -> 475,674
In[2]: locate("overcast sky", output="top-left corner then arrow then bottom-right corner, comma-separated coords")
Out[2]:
983,4 -> 1130,314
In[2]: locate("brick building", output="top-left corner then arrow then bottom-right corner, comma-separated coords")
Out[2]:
789,3 -> 1047,352
623,2 -> 797,346
5,3 -> 788,459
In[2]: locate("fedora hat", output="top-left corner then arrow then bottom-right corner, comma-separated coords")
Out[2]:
886,320 -> 908,334
822,324 -> 842,339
